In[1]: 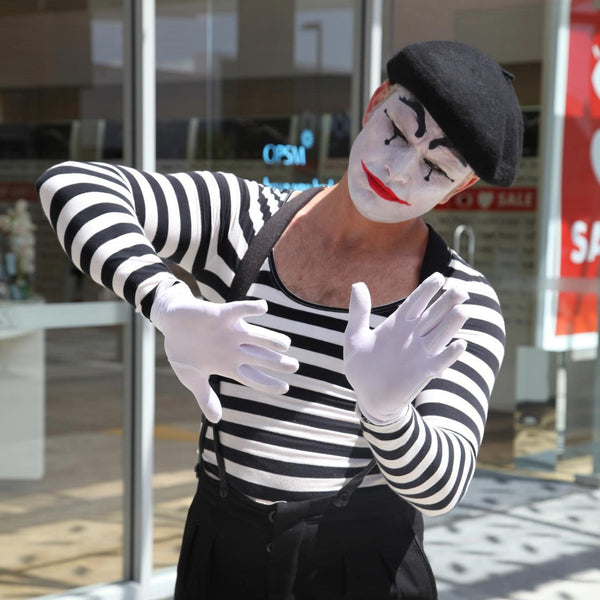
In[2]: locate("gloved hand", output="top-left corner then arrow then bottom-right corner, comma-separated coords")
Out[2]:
344,273 -> 469,425
150,281 -> 299,423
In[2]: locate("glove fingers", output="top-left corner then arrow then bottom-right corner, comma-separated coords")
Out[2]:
401,272 -> 445,320
346,282 -> 372,339
242,322 -> 293,353
202,387 -> 224,423
223,298 -> 268,319
169,360 -> 223,422
424,305 -> 469,354
236,364 -> 290,395
240,344 -> 299,373
428,339 -> 468,375
416,287 -> 469,337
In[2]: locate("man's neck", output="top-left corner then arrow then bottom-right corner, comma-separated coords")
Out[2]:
304,171 -> 429,254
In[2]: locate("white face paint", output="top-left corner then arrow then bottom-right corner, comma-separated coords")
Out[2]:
348,85 -> 472,223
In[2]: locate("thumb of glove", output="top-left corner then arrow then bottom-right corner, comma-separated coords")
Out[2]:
169,360 -> 223,423
346,282 -> 372,342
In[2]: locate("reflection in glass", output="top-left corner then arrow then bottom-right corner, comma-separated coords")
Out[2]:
0,327 -> 124,598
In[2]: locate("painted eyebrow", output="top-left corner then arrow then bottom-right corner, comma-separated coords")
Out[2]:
398,94 -> 469,168
429,137 -> 468,167
399,95 -> 426,137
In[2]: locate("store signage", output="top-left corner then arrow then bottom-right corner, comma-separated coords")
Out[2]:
440,187 -> 537,212
261,126 -> 335,190
262,143 -> 306,166
262,128 -> 314,167
555,0 -> 600,345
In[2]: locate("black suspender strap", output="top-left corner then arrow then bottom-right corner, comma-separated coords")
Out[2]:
226,186 -> 323,302
199,186 -> 323,496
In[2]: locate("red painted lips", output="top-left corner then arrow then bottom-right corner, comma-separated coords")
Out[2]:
361,160 -> 410,205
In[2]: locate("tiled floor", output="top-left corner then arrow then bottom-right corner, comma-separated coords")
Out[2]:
425,470 -> 600,599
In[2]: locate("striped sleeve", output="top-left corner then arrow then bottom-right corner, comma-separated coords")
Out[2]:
35,161 -> 289,317
361,253 -> 505,517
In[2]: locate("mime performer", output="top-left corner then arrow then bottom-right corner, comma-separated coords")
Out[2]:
37,40 -> 522,600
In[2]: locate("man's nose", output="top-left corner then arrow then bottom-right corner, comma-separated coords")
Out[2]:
385,150 -> 419,183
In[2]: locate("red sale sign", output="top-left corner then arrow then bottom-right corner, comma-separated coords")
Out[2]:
441,187 -> 537,212
557,0 -> 600,340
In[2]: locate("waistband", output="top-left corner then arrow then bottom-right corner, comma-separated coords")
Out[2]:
195,464 -> 417,524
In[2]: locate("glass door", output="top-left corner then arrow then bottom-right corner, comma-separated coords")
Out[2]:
151,0 -> 361,575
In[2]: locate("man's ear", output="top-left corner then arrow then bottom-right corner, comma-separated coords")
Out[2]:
362,80 -> 393,126
439,174 -> 479,205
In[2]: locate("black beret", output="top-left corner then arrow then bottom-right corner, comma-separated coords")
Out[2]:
386,40 -> 523,187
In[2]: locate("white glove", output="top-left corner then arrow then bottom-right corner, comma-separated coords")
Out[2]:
344,273 -> 469,425
150,281 -> 299,423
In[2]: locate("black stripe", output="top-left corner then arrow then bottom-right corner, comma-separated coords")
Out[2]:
256,184 -> 284,224
401,439 -> 467,502
467,291 -> 502,312
214,172 -> 241,271
142,173 -> 169,252
100,244 -> 162,289
372,421 -> 432,470
285,384 -> 354,412
296,361 -> 349,388
237,177 -> 255,246
207,438 -> 368,479
465,318 -> 505,343
361,413 -> 414,442
378,428 -> 440,481
418,403 -> 482,447
123,264 -> 171,313
286,328 -> 343,359
202,463 -> 352,503
422,378 -> 487,428
36,163 -> 126,196
188,172 -> 212,278
452,359 -> 491,398
119,168 -> 147,227
196,270 -> 230,300
465,340 -> 502,376
165,174 -> 192,263
220,394 -> 362,436
63,203 -> 132,258
215,419 -> 372,459
79,223 -> 142,274
141,287 -> 158,319
262,293 -> 349,333
47,182 -> 131,231
403,444 -> 472,512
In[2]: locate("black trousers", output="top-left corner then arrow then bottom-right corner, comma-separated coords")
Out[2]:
174,469 -> 438,600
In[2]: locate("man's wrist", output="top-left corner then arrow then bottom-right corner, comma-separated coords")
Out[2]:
356,403 -> 411,426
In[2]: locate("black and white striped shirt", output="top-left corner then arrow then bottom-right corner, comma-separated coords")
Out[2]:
36,161 -> 505,516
